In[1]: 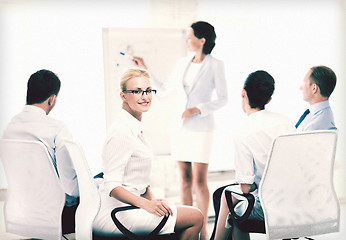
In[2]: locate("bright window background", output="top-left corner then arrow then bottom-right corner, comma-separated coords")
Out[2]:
0,0 -> 345,200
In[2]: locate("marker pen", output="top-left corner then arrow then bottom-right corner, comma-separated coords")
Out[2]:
120,52 -> 134,60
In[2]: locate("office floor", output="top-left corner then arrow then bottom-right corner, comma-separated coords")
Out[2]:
1,168 -> 345,239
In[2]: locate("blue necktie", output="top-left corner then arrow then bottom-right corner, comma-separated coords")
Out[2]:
295,109 -> 310,128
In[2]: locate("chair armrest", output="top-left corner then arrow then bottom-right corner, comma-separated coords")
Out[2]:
111,205 -> 169,240
225,190 -> 255,226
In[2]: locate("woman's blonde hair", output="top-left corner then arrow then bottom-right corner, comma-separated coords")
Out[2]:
120,67 -> 151,91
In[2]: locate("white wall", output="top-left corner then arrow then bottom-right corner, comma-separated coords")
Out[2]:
0,0 -> 199,187
0,0 -> 345,194
0,0 -> 151,187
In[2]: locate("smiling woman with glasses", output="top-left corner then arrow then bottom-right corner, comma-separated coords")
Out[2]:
93,67 -> 204,240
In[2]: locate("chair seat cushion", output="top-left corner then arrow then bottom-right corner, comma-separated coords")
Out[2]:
237,219 -> 265,233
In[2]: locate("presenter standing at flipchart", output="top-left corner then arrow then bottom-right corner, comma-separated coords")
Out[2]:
133,21 -> 228,239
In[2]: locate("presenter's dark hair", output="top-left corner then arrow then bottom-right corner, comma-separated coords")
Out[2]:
191,21 -> 216,54
244,70 -> 275,110
310,65 -> 336,98
26,69 -> 61,105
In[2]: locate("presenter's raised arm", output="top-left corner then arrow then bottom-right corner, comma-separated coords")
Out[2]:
132,56 -> 148,69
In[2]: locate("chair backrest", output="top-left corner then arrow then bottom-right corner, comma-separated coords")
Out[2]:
63,139 -> 101,240
259,130 -> 339,239
0,139 -> 65,239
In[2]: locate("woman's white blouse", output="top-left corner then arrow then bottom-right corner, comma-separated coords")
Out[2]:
100,109 -> 153,197
183,62 -> 202,93
93,110 -> 177,235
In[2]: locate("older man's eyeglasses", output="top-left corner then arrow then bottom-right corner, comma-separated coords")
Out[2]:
123,89 -> 157,96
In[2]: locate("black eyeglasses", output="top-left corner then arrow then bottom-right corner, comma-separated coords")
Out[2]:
123,89 -> 157,95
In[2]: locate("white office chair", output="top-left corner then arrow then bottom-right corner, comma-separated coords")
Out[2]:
63,140 -> 175,240
261,130 -> 340,239
0,139 -> 66,240
226,130 -> 340,239
63,139 -> 101,240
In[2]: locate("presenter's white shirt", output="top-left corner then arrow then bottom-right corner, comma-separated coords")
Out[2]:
183,61 -> 202,94
2,105 -> 79,206
151,54 -> 228,131
234,110 -> 295,187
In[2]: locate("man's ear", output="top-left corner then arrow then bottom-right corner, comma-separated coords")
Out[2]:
47,95 -> 56,106
312,83 -> 319,94
200,37 -> 206,47
241,88 -> 246,98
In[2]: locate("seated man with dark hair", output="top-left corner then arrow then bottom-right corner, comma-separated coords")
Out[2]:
296,65 -> 337,131
212,70 -> 295,240
2,69 -> 79,234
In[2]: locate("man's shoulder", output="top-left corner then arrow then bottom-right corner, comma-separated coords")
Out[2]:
250,110 -> 292,124
313,105 -> 333,116
5,110 -> 67,130
235,111 -> 294,139
45,114 -> 67,126
3,113 -> 72,143
268,111 -> 293,122
305,109 -> 336,130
